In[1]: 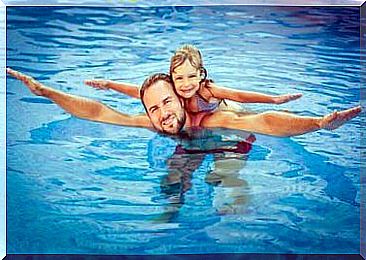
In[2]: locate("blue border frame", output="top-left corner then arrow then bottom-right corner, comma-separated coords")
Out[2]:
2,0 -> 364,6
1,1 -> 5,259
2,1 -> 365,259
361,2 -> 366,259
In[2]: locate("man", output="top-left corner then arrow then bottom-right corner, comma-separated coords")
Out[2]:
6,68 -> 362,137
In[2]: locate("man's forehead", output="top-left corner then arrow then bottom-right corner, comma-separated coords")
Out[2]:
143,80 -> 177,106
145,80 -> 175,95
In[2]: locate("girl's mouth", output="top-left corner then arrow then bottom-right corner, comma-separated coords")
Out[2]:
180,88 -> 195,94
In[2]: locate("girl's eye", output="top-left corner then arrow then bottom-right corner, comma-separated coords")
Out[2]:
175,77 -> 182,81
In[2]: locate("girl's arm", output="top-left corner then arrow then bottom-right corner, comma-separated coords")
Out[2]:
85,79 -> 140,99
205,82 -> 302,104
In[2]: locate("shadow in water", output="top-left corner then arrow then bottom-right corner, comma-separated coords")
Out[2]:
151,129 -> 256,222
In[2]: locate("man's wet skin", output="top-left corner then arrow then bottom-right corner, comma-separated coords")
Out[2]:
142,80 -> 186,135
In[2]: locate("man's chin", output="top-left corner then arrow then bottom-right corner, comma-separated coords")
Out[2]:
156,114 -> 185,135
162,126 -> 180,135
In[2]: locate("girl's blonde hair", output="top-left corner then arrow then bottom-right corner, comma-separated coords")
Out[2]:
169,44 -> 207,81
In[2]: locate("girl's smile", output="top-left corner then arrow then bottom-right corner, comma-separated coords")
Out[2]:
172,59 -> 201,99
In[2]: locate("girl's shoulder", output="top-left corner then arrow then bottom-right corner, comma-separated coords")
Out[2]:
198,79 -> 220,102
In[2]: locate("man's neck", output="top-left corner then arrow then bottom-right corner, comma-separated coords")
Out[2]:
184,112 -> 192,128
184,111 -> 209,129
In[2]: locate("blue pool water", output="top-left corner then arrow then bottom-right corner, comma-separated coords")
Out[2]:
6,6 -> 363,254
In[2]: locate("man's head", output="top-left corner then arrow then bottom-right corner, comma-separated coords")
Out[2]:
140,73 -> 186,135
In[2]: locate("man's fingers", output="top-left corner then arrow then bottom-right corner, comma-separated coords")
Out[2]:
7,67 -> 32,82
347,105 -> 362,115
322,106 -> 362,130
6,68 -> 22,78
6,67 -> 17,75
338,106 -> 362,121
7,68 -> 24,79
6,67 -> 14,75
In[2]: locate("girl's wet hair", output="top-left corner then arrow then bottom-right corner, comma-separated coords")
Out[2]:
170,44 -> 207,81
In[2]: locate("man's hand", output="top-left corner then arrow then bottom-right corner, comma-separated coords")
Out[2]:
320,106 -> 362,130
7,68 -> 46,96
84,79 -> 110,90
274,93 -> 303,104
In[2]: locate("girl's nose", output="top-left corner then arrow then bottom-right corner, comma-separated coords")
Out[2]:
183,77 -> 190,86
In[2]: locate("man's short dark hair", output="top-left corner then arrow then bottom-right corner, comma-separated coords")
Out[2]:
140,73 -> 174,112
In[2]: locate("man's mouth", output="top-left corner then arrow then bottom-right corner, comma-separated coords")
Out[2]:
162,114 -> 175,127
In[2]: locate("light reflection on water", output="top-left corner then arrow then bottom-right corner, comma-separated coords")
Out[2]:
6,6 -> 362,254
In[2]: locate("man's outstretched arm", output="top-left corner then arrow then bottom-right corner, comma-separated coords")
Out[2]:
201,107 -> 362,137
7,68 -> 152,128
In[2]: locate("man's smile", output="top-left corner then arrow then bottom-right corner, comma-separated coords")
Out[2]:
162,114 -> 176,127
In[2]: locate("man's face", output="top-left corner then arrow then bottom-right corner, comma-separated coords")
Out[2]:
143,80 -> 186,135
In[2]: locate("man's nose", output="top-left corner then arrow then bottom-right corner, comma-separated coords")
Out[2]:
160,107 -> 170,119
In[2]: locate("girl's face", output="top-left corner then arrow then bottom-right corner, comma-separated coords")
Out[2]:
171,59 -> 201,99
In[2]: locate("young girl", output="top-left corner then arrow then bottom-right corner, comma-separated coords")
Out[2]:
85,45 -> 302,113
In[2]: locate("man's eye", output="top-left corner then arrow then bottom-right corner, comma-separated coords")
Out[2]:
150,108 -> 157,113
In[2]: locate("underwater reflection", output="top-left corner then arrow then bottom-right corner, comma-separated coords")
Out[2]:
151,129 -> 255,222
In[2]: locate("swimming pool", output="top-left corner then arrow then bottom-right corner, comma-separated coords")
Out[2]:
6,6 -> 362,254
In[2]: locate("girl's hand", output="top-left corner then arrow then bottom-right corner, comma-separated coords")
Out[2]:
274,93 -> 303,104
84,79 -> 110,90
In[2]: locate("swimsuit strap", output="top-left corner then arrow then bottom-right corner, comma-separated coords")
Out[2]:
198,79 -> 227,107
198,79 -> 214,103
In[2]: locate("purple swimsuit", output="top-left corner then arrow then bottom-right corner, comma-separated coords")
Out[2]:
195,94 -> 220,112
